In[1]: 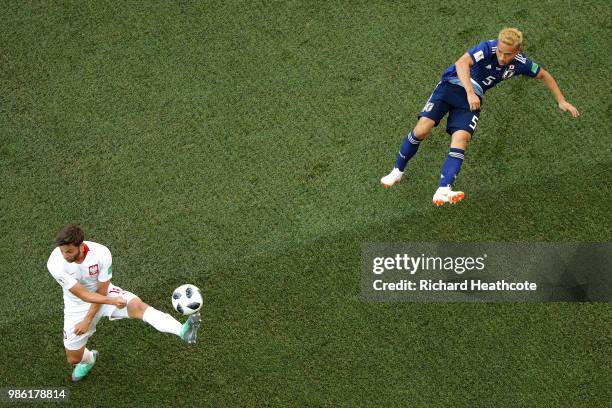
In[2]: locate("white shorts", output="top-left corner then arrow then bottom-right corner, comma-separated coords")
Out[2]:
63,284 -> 138,350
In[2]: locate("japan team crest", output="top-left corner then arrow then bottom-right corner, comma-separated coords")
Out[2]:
503,64 -> 516,80
89,264 -> 100,276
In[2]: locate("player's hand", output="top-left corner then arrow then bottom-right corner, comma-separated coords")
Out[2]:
113,297 -> 127,309
74,319 -> 91,335
467,92 -> 481,111
558,100 -> 580,118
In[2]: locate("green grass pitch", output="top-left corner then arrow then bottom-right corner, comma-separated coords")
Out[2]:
0,1 -> 610,407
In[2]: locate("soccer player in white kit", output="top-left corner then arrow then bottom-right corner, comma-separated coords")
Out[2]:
47,224 -> 201,382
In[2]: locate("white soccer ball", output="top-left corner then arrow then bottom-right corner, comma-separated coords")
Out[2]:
172,284 -> 203,315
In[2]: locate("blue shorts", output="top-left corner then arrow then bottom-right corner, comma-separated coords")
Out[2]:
418,82 -> 482,136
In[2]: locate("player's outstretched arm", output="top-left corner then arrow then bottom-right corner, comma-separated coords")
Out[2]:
69,282 -> 127,308
536,68 -> 580,118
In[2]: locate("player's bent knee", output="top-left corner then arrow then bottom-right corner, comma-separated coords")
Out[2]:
127,297 -> 149,319
413,127 -> 430,140
414,117 -> 435,139
450,130 -> 472,149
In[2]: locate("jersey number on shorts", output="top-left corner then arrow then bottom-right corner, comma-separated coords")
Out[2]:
469,115 -> 479,130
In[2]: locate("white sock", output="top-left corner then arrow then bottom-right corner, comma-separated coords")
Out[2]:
80,348 -> 95,365
142,307 -> 182,336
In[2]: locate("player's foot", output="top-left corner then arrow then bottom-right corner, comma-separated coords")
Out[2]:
180,312 -> 201,345
380,168 -> 404,188
432,186 -> 465,206
71,350 -> 98,382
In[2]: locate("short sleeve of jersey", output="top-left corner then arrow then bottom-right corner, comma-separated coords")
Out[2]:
97,245 -> 113,282
516,57 -> 541,78
47,258 -> 78,290
468,41 -> 492,64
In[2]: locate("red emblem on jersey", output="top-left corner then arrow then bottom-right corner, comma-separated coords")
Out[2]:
89,264 -> 100,276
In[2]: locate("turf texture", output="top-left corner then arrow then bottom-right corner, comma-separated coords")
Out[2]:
0,1 -> 610,407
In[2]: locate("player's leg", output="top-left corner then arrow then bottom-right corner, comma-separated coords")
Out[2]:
381,83 -> 449,187
449,129 -> 471,150
65,347 -> 97,366
442,130 -> 471,189
107,292 -> 180,334
134,298 -> 201,344
432,84 -> 480,205
380,117 -> 435,187
66,347 -> 99,382
109,294 -> 201,345
63,318 -> 100,382
65,347 -> 85,365
432,130 -> 471,206
124,296 -> 180,336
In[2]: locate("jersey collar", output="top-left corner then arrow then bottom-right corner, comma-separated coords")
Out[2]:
74,243 -> 90,264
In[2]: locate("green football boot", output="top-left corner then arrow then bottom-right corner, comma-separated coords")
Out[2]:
71,350 -> 99,382
180,312 -> 201,345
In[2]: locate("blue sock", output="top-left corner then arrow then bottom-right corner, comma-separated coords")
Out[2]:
439,148 -> 465,187
395,131 -> 422,171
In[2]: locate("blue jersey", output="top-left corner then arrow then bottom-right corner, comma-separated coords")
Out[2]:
440,40 -> 541,96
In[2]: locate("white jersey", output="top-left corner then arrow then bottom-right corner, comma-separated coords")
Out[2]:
47,241 -> 113,316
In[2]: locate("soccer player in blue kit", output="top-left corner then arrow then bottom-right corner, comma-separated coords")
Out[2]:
380,28 -> 580,205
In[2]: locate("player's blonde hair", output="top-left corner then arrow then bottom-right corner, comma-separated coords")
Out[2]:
498,27 -> 523,48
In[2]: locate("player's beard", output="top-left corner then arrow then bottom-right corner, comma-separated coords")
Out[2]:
66,248 -> 82,263
73,249 -> 83,263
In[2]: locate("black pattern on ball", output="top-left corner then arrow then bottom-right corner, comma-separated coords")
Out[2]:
187,302 -> 200,311
176,304 -> 184,314
172,292 -> 181,300
186,286 -> 193,298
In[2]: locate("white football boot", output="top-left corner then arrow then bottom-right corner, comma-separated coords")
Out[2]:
432,186 -> 465,206
380,168 -> 404,188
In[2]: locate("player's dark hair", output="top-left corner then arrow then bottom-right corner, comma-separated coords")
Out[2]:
54,224 -> 85,247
